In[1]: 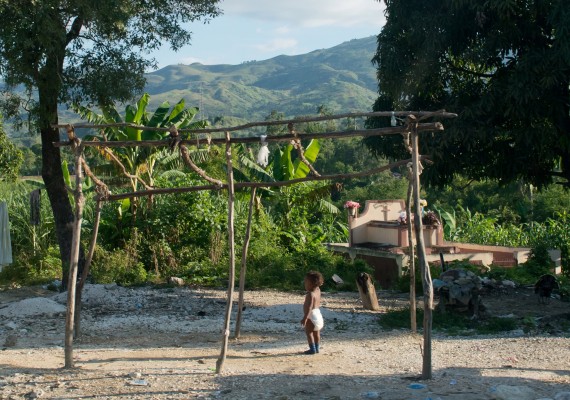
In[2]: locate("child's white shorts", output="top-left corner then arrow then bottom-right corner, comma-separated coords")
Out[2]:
310,308 -> 324,331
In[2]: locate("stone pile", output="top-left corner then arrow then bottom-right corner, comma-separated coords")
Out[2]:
434,269 -> 482,315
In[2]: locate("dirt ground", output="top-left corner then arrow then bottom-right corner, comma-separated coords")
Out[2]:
0,283 -> 569,399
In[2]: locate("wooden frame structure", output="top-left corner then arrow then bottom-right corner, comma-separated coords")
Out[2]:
54,110 -> 456,378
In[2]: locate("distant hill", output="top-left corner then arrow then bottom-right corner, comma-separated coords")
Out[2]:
6,36 -> 379,138
144,36 -> 379,124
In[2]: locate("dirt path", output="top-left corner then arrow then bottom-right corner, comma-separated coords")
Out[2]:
0,284 -> 569,399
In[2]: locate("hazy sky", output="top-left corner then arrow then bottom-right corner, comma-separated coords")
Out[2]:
150,0 -> 386,70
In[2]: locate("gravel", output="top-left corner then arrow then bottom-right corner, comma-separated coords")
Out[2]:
0,284 -> 569,399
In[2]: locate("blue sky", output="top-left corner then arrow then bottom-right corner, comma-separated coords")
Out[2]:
150,0 -> 386,70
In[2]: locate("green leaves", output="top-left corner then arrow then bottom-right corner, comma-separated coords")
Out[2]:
371,0 -> 570,188
273,145 -> 294,181
293,139 -> 320,179
147,102 -> 172,129
433,205 -> 457,240
272,139 -> 321,181
76,92 -> 210,196
0,124 -> 23,183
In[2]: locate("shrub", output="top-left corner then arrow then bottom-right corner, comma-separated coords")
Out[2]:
242,245 -> 373,291
558,275 -> 570,302
182,260 -> 227,286
521,242 -> 554,278
0,180 -> 60,285
324,258 -> 373,292
0,245 -> 61,286
90,247 -> 147,286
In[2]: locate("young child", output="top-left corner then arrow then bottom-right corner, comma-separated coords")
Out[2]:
300,271 -> 324,355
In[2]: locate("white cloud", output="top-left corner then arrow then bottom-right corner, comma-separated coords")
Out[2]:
222,0 -> 385,29
252,38 -> 298,53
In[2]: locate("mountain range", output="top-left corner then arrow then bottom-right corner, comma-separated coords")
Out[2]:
143,36 -> 379,124
6,36 -> 379,140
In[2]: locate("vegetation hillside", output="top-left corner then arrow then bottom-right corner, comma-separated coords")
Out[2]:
144,36 -> 378,122
7,36 -> 378,134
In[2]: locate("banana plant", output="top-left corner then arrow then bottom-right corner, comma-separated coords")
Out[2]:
272,139 -> 321,181
234,139 -> 341,248
74,93 -> 208,191
73,93 -> 209,193
433,204 -> 457,241
73,93 -> 211,241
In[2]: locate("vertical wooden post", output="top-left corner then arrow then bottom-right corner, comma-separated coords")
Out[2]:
64,140 -> 85,369
217,132 -> 236,373
235,186 -> 256,338
406,178 -> 417,333
409,116 -> 433,379
356,272 -> 380,310
74,198 -> 103,337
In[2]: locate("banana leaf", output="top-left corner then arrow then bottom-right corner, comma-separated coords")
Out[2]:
293,139 -> 320,179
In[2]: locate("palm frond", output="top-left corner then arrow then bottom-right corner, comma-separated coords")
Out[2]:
317,198 -> 340,215
159,170 -> 187,179
189,148 -> 213,164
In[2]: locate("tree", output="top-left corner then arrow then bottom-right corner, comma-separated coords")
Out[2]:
0,119 -> 23,183
367,0 -> 570,189
0,1 -> 221,281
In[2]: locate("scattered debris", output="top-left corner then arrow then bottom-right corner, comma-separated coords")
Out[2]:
490,384 -> 536,400
332,274 -> 344,286
168,277 -> 185,286
127,379 -> 148,386
24,389 -> 44,399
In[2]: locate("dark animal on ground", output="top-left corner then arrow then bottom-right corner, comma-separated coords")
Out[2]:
534,274 -> 559,304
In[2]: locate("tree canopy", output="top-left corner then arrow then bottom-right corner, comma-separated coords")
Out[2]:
0,0 -> 221,283
0,1 -> 221,107
366,0 -> 570,189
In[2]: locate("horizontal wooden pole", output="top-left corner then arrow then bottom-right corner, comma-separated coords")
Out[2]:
53,123 -> 443,148
105,157 -> 428,202
52,110 -> 456,135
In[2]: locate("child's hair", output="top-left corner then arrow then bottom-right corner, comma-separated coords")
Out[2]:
305,271 -> 324,287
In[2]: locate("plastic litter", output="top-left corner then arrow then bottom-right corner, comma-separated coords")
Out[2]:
128,379 -> 148,386
409,383 -> 427,390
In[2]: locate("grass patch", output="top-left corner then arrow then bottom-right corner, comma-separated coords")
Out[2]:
476,316 -> 518,334
379,307 -> 520,335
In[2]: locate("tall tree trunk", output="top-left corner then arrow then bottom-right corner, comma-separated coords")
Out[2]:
559,85 -> 570,192
38,63 -> 84,290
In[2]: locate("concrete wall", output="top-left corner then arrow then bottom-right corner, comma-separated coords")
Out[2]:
351,200 -> 406,245
351,199 -> 443,248
364,223 -> 401,246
